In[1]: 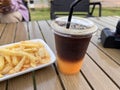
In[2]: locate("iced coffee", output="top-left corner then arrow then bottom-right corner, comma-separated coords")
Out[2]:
51,16 -> 97,74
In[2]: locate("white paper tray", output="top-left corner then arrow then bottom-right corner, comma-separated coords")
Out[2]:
0,39 -> 56,82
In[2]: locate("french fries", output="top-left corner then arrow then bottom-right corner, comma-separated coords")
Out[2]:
0,40 -> 50,78
0,56 -> 5,71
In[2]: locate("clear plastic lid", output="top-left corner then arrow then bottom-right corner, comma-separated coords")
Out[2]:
51,16 -> 98,36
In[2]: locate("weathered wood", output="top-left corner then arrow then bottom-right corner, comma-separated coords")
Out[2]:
0,23 -> 16,45
14,22 -> 29,42
30,21 -> 62,89
97,17 -> 118,27
100,16 -> 118,25
0,81 -> 6,90
91,35 -> 120,65
8,73 -> 34,90
0,24 -> 6,37
114,16 -> 120,20
89,17 -> 120,65
58,70 -> 92,90
0,17 -> 119,90
88,17 -> 120,88
87,42 -> 120,87
82,55 -> 119,90
89,17 -> 115,31
28,21 -> 43,39
7,22 -> 34,90
38,20 -> 56,52
0,23 -> 16,89
35,66 -> 63,90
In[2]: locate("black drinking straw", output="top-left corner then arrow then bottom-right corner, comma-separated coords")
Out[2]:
66,0 -> 82,29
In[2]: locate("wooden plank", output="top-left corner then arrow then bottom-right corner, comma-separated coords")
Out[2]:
8,73 -> 34,90
29,21 -> 62,89
35,66 -> 63,90
82,55 -> 119,90
114,16 -> 120,20
14,22 -> 29,42
91,35 -> 120,65
0,23 -> 16,89
99,17 -> 120,32
58,70 -> 92,90
90,16 -> 119,32
89,16 -> 118,31
28,21 -> 43,39
88,18 -> 120,88
88,17 -> 120,65
38,20 -> 56,52
0,23 -> 16,45
101,16 -> 119,25
0,24 -> 6,37
42,20 -> 92,90
97,17 -> 118,28
89,17 -> 115,31
37,20 -> 63,89
111,16 -> 120,20
87,42 -> 120,88
0,24 -> 7,90
0,81 -> 6,90
7,22 -> 34,90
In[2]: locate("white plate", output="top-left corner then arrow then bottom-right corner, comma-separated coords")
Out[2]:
0,39 -> 56,82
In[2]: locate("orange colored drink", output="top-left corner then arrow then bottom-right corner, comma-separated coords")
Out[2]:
57,57 -> 83,74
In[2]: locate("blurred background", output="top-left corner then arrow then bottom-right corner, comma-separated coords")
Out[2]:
26,0 -> 120,20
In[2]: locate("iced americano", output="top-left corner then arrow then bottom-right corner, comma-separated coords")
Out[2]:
51,16 -> 97,74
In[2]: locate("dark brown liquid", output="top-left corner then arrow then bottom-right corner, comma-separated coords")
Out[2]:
54,33 -> 91,62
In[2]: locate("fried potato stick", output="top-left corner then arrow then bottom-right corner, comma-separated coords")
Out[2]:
4,55 -> 11,64
14,56 -> 26,72
12,56 -> 19,66
0,48 -> 37,61
1,64 -> 13,74
0,56 -> 5,71
9,56 -> 26,74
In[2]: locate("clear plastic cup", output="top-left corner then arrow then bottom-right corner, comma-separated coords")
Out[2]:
51,16 -> 97,74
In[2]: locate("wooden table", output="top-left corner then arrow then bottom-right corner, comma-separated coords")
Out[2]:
0,16 -> 120,90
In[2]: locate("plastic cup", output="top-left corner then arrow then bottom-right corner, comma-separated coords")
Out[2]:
51,16 -> 97,74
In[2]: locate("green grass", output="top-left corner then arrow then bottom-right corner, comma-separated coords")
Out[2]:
30,8 -> 50,21
30,7 -> 120,21
92,7 -> 120,16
